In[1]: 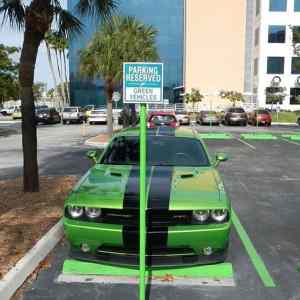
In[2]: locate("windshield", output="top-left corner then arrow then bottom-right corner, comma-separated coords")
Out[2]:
229,108 -> 244,113
36,109 -> 49,114
256,110 -> 269,115
150,115 -> 176,125
64,107 -> 77,113
100,136 -> 210,167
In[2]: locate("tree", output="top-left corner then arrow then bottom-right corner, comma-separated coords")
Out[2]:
0,44 -> 19,105
0,0 -> 118,192
33,82 -> 46,100
45,31 -> 70,105
220,90 -> 245,107
184,88 -> 204,114
80,16 -> 159,137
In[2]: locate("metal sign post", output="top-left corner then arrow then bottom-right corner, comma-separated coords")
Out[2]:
123,62 -> 163,300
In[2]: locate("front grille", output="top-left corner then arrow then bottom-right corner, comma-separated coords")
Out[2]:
65,207 -> 192,226
102,209 -> 192,226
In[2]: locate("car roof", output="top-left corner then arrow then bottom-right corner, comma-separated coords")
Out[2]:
114,127 -> 197,139
148,111 -> 175,116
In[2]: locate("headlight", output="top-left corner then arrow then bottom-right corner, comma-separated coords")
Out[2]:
85,207 -> 102,219
211,209 -> 228,223
67,206 -> 84,218
193,210 -> 210,222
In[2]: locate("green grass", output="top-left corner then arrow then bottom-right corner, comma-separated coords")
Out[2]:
271,112 -> 300,123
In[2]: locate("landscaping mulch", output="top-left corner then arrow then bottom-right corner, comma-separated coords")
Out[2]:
0,176 -> 77,280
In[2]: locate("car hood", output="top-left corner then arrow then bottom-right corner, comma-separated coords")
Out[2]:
65,165 -> 226,210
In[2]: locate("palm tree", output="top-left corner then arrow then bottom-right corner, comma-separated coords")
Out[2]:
46,31 -> 69,105
184,88 -> 204,115
0,0 -> 118,192
80,16 -> 159,137
219,90 -> 245,107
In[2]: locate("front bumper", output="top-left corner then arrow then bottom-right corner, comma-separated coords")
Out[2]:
64,218 -> 231,267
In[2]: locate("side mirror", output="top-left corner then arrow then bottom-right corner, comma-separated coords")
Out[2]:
215,152 -> 228,167
86,150 -> 98,163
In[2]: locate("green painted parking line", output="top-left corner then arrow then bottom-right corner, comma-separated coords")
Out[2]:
281,134 -> 300,141
63,259 -> 234,279
198,133 -> 233,140
232,209 -> 276,288
240,133 -> 277,140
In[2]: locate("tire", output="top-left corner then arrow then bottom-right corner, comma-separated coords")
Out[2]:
63,120 -> 66,125
89,122 -> 94,125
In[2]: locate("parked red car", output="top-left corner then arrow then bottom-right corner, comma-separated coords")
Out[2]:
148,112 -> 179,129
248,109 -> 272,126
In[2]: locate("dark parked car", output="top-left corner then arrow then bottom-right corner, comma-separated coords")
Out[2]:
298,117 -> 300,126
197,111 -> 220,125
248,109 -> 272,126
35,108 -> 61,124
223,107 -> 248,126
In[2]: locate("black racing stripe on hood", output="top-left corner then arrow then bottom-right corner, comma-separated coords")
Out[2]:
123,166 -> 139,210
123,166 -> 151,209
148,166 -> 173,210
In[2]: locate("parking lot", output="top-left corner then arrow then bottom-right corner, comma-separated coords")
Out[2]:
1,122 -> 297,300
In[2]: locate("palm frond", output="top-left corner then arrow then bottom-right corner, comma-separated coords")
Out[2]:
76,0 -> 118,20
54,8 -> 83,39
0,0 -> 25,30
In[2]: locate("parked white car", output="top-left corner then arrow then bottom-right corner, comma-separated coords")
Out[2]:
0,105 -> 20,116
175,110 -> 190,125
62,107 -> 84,124
88,109 -> 108,125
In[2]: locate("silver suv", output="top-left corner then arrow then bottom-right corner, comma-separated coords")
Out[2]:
62,107 -> 84,124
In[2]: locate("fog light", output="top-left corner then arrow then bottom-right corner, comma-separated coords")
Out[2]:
203,247 -> 213,256
81,243 -> 90,253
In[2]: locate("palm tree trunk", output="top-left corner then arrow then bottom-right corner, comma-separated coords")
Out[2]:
55,48 -> 65,105
19,27 -> 43,192
46,42 -> 58,98
62,50 -> 70,104
105,78 -> 114,137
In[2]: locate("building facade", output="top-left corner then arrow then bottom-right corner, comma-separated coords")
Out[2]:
68,0 -> 300,110
251,0 -> 300,110
68,0 -> 184,107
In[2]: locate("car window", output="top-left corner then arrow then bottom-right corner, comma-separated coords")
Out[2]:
101,136 -> 210,167
150,115 -> 176,124
64,107 -> 77,113
229,108 -> 244,113
257,110 -> 269,115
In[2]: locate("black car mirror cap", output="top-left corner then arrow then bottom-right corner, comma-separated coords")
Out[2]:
86,150 -> 98,163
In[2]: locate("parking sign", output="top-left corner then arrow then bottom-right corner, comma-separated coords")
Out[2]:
123,62 -> 163,104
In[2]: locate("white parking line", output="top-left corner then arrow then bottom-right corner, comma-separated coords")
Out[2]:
56,274 -> 235,287
281,138 -> 300,147
235,138 -> 256,150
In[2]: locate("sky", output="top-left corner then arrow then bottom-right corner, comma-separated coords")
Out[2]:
0,0 -> 68,90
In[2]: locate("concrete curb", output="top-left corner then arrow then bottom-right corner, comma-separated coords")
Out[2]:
0,219 -> 63,300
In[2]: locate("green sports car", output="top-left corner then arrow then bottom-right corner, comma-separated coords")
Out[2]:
64,127 -> 231,267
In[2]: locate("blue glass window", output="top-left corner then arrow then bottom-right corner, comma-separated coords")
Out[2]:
268,25 -> 286,43
68,0 -> 184,106
269,0 -> 287,11
291,57 -> 300,74
267,57 -> 284,74
295,0 -> 300,11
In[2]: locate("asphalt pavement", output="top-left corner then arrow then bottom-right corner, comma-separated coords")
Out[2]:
0,121 -> 105,181
1,122 -> 300,299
